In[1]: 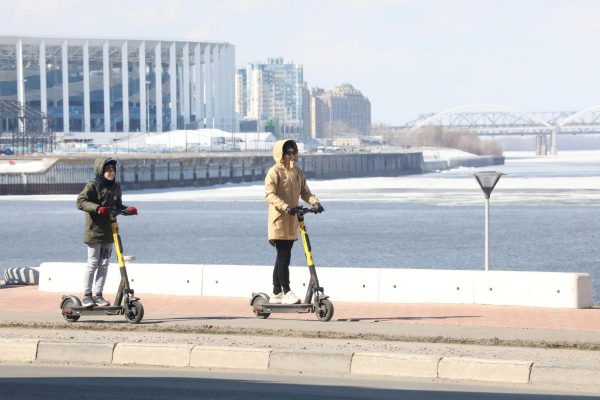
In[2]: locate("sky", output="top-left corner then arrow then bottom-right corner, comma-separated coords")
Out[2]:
1,0 -> 600,125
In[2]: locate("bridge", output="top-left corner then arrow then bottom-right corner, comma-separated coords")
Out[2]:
398,105 -> 600,155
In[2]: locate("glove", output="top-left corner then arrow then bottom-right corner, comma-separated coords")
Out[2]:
313,203 -> 324,213
97,206 -> 109,216
286,206 -> 298,216
126,206 -> 138,215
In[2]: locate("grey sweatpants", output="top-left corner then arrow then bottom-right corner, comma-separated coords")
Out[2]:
83,243 -> 113,296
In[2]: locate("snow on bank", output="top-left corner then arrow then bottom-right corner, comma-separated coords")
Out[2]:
0,159 -> 48,173
1,151 -> 599,205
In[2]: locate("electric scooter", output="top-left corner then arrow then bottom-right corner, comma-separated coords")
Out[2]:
60,207 -> 144,324
251,206 -> 334,322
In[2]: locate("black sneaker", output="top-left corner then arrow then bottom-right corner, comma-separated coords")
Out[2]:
82,295 -> 95,308
94,294 -> 110,307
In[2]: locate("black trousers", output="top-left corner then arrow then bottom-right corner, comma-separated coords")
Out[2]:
272,239 -> 294,294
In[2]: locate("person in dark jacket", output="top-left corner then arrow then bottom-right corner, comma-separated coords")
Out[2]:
76,158 -> 137,308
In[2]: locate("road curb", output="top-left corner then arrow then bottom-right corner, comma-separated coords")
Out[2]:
530,363 -> 600,389
113,343 -> 193,367
438,357 -> 532,383
37,341 -> 115,364
1,338 -> 599,392
0,338 -> 38,363
269,350 -> 353,373
190,346 -> 270,370
351,352 -> 440,378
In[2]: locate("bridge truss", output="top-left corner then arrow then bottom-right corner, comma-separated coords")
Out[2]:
402,104 -> 600,155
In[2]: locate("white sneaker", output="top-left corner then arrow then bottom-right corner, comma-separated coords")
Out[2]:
282,291 -> 301,304
270,292 -> 283,304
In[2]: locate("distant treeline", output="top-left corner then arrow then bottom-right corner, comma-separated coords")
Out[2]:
375,125 -> 504,156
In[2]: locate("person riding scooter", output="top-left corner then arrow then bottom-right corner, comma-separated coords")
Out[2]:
75,157 -> 138,308
265,140 -> 323,305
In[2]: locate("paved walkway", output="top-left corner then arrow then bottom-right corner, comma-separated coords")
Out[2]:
1,285 -> 599,345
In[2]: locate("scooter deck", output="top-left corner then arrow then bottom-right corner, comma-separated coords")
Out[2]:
259,303 -> 314,313
63,305 -> 124,315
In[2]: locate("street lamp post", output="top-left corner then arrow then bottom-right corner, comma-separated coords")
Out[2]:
473,171 -> 504,271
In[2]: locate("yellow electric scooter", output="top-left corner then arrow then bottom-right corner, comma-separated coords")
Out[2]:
60,207 -> 144,324
251,206 -> 334,322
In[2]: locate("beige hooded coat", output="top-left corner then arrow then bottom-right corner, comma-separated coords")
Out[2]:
265,139 -> 319,241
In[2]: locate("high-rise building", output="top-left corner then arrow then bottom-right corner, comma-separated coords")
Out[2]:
237,57 -> 306,138
0,35 -> 236,134
309,84 -> 371,139
235,68 -> 247,119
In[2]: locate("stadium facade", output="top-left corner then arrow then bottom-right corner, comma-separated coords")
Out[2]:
0,35 -> 236,135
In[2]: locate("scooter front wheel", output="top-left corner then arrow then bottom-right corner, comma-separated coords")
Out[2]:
124,300 -> 144,324
251,296 -> 271,319
315,299 -> 334,322
61,297 -> 81,322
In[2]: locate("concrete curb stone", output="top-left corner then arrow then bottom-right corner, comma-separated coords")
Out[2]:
37,341 -> 115,364
190,346 -> 270,370
113,343 -> 193,367
351,352 -> 440,378
0,338 -> 39,363
438,356 -> 533,383
269,350 -> 353,373
530,363 -> 600,389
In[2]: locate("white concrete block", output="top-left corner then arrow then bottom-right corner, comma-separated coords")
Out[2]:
202,265 -> 271,297
379,269 -> 475,304
474,271 -> 593,308
38,263 -> 594,308
306,267 -> 380,302
126,263 -> 204,296
37,341 -> 114,364
39,262 -> 121,293
438,357 -> 532,383
351,353 -> 440,378
0,338 -> 38,362
269,350 -> 352,373
113,343 -> 193,367
190,346 -> 270,369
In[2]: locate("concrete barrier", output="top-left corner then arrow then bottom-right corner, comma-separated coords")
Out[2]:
38,263 -> 594,309
474,271 -> 593,308
351,353 -> 440,378
438,357 -> 532,383
0,338 -> 38,362
269,350 -> 352,373
2,267 -> 39,285
37,341 -> 114,364
190,346 -> 270,370
113,343 -> 193,367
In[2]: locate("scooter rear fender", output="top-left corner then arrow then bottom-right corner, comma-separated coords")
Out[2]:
250,292 -> 269,305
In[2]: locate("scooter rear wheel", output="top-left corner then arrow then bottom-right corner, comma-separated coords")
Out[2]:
251,296 -> 271,319
124,300 -> 144,324
315,299 -> 334,322
61,298 -> 81,322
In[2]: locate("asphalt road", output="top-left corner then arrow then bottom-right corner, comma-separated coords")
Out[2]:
0,364 -> 595,400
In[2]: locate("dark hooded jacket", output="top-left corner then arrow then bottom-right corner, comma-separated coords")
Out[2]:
76,158 -> 125,244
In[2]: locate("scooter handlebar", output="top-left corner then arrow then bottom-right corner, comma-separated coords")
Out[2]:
106,206 -> 136,218
290,205 -> 324,216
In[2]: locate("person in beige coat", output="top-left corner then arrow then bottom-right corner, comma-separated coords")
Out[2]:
265,139 -> 322,304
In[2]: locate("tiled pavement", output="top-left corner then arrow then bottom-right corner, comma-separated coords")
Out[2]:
1,285 -> 599,344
